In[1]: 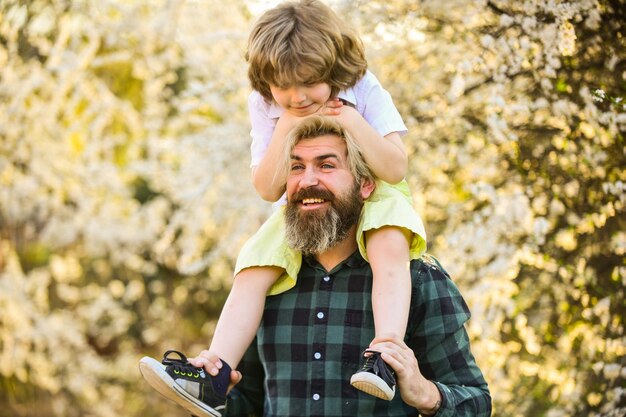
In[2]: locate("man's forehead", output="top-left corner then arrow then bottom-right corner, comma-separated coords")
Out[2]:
292,134 -> 347,156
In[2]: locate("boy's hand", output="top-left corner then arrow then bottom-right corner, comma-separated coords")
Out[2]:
273,98 -> 346,150
188,350 -> 222,375
317,97 -> 343,116
188,350 -> 242,393
279,97 -> 344,127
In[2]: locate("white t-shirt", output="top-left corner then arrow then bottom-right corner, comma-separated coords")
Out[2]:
248,70 -> 407,168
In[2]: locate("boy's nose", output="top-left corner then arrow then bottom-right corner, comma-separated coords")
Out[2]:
290,87 -> 306,103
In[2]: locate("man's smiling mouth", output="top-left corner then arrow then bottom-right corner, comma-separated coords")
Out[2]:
301,198 -> 326,205
292,187 -> 334,207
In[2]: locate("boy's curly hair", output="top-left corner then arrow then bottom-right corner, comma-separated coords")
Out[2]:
246,0 -> 368,102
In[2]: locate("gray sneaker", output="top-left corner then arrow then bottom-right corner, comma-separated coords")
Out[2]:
139,350 -> 231,417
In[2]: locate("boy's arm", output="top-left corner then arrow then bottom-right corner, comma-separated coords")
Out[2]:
251,115 -> 295,202
334,105 -> 408,184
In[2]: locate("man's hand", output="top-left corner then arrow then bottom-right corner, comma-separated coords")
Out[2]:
369,335 -> 442,413
189,350 -> 242,393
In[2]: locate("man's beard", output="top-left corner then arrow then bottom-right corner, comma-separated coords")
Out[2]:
284,182 -> 363,255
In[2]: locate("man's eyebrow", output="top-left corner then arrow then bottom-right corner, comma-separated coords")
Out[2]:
290,153 -> 340,161
315,153 -> 340,162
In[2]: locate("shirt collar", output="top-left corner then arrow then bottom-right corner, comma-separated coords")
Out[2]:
303,249 -> 367,273
268,88 -> 357,119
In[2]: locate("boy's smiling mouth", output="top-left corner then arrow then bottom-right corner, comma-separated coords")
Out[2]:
290,103 -> 314,113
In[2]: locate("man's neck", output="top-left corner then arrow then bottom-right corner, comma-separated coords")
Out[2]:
314,227 -> 358,272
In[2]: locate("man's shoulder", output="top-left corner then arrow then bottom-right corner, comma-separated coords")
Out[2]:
407,255 -> 472,336
409,254 -> 451,283
409,255 -> 470,312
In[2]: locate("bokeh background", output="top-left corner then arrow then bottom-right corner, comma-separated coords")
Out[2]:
0,0 -> 624,416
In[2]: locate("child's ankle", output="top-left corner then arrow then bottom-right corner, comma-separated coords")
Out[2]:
372,332 -> 404,343
211,359 -> 232,396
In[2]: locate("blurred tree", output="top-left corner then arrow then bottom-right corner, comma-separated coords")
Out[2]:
0,0 -> 624,416
338,0 -> 625,415
1,0 -> 261,416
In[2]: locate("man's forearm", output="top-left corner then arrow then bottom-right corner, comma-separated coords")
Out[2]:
428,382 -> 492,416
421,329 -> 491,417
411,260 -> 492,416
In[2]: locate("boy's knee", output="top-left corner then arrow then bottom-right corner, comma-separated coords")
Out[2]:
366,227 -> 412,257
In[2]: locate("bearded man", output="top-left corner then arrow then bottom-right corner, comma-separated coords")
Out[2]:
176,116 -> 491,416
211,116 -> 491,417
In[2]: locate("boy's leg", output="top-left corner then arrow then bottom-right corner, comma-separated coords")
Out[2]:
207,266 -> 282,368
351,226 -> 411,401
368,226 -> 411,339
139,266 -> 281,417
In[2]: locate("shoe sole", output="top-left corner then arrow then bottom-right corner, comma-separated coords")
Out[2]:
350,372 -> 395,401
139,356 -> 223,417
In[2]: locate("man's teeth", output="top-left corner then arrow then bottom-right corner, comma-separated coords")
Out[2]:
302,198 -> 325,205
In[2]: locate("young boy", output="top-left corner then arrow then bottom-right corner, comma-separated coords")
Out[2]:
139,2 -> 427,415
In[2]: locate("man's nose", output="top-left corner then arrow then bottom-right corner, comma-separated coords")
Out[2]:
299,167 -> 319,187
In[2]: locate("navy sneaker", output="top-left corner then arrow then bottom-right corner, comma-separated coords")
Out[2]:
139,350 -> 231,417
350,350 -> 396,400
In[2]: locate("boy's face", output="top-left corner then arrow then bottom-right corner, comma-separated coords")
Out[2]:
269,82 -> 332,117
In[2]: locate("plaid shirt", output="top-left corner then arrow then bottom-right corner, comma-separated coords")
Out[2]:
226,253 -> 491,417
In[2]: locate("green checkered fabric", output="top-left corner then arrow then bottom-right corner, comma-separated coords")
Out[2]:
226,253 -> 491,417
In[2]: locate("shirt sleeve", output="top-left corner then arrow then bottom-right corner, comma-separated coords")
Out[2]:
248,91 -> 277,168
407,257 -> 492,417
224,339 -> 265,417
356,71 -> 408,138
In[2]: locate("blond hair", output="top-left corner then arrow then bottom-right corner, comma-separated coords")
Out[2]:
278,116 -> 374,186
246,0 -> 367,101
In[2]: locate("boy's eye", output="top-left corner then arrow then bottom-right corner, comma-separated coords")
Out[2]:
321,163 -> 334,169
290,164 -> 304,171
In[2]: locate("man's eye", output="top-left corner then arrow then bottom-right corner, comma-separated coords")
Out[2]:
321,164 -> 334,169
290,165 -> 304,171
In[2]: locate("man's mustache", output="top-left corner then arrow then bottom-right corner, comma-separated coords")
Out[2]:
290,187 -> 335,203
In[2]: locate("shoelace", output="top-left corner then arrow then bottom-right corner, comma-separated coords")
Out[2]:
361,350 -> 395,386
162,350 -> 189,365
360,352 -> 378,370
162,350 -> 203,378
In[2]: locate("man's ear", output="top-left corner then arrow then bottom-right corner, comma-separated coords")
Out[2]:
360,177 -> 376,199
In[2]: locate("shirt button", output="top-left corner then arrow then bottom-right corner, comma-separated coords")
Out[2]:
317,312 -> 324,319
323,276 -> 330,282
314,352 -> 322,360
313,393 -> 320,401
